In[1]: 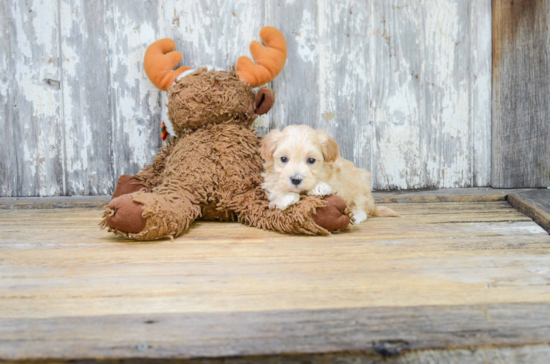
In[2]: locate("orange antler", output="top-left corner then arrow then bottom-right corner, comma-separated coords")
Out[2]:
144,39 -> 190,91
236,27 -> 287,87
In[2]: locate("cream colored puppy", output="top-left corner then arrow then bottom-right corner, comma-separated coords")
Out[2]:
261,125 -> 399,223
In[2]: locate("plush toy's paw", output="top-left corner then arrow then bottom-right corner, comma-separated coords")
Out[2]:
307,182 -> 333,197
112,175 -> 144,200
312,195 -> 351,232
105,195 -> 147,234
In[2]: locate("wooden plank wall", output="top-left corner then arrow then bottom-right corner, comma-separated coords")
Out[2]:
492,0 -> 550,188
0,0 -> 492,196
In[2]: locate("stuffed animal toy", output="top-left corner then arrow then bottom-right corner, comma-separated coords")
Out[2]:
100,27 -> 351,240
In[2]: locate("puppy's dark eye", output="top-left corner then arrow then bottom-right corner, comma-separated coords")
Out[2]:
280,156 -> 288,163
307,158 -> 316,164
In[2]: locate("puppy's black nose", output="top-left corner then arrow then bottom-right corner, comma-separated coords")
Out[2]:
290,177 -> 302,186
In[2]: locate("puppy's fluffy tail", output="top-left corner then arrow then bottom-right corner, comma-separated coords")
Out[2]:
373,205 -> 400,217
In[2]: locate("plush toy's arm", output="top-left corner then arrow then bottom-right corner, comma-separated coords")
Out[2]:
111,139 -> 178,199
132,139 -> 177,191
231,187 -> 351,235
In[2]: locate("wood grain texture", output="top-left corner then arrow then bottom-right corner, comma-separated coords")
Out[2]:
319,0 -> 372,171
371,0 -> 491,189
1,306 -> 550,363
1,201 -> 549,362
508,190 -> 550,233
0,203 -> 543,318
370,1 -> 425,189
0,0 -> 64,197
492,0 -> 550,188
0,196 -> 109,209
105,1 -> 165,185
60,0 -> 114,195
471,0 -> 493,187
267,0 -> 319,133
0,0 -> 492,196
374,187 -> 539,203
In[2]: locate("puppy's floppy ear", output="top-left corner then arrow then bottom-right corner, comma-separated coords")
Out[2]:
261,129 -> 283,162
317,130 -> 339,162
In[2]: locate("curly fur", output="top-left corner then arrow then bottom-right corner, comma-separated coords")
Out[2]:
168,68 -> 256,133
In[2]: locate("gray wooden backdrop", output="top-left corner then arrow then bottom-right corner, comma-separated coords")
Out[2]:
0,0 -> 492,197
492,0 -> 550,188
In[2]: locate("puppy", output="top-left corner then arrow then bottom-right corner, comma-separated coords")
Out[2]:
261,125 -> 399,224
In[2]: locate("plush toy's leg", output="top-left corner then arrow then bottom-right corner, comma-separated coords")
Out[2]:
104,194 -> 147,233
100,190 -> 201,241
229,187 -> 352,235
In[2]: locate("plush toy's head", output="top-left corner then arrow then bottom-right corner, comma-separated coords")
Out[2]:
166,68 -> 256,134
144,27 -> 287,136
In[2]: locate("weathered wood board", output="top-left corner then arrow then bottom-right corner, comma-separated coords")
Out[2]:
1,200 -> 550,362
375,187 -> 539,203
508,189 -> 550,233
60,0 -> 118,195
368,0 -> 492,190
492,0 -> 550,188
0,0 -> 492,196
0,0 -> 64,197
2,306 -> 550,363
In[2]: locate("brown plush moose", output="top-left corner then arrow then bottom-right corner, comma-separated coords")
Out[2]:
100,27 -> 351,240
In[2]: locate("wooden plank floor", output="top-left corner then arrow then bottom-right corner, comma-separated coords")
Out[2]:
1,200 -> 550,363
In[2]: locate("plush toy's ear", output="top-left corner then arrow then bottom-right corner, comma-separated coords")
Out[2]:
144,39 -> 190,91
316,130 -> 339,162
237,27 -> 287,87
261,129 -> 283,162
255,88 -> 275,115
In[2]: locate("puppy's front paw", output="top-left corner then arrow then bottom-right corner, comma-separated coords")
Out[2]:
269,193 -> 300,211
352,210 -> 368,224
308,182 -> 333,196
